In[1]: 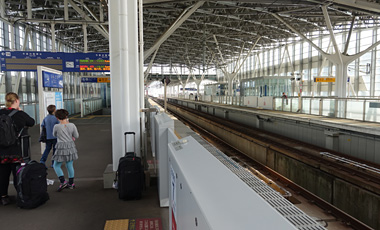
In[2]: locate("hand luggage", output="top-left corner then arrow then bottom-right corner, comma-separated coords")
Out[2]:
0,110 -> 18,147
117,132 -> 143,200
21,135 -> 31,163
16,160 -> 49,209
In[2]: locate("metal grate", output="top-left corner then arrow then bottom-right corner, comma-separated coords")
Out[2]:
188,132 -> 326,230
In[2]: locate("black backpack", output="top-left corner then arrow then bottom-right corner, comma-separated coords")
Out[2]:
16,161 -> 49,209
0,110 -> 18,147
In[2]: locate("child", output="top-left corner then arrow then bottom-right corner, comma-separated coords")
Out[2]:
40,105 -> 59,167
52,109 -> 79,192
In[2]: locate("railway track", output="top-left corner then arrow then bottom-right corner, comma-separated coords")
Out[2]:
164,99 -> 380,187
153,98 -> 375,230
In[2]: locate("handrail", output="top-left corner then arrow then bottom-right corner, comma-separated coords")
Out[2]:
167,94 -> 380,123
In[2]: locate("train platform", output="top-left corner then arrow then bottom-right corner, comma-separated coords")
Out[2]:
0,115 -> 168,230
174,98 -> 380,136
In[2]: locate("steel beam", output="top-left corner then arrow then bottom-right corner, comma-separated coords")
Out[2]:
326,0 -> 380,14
64,0 -> 69,20
51,23 -> 56,52
144,1 -> 205,60
0,0 -> 5,19
83,23 -> 87,52
99,2 -> 104,22
213,35 -> 228,74
78,1 -> 109,34
13,18 -> 108,25
271,13 -> 330,60
233,43 -> 246,73
347,39 -> 380,63
235,37 -> 261,74
27,0 -> 32,19
67,0 -> 109,39
322,6 -> 343,63
343,16 -> 356,55
144,47 -> 160,80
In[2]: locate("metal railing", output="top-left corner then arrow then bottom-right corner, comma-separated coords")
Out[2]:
274,96 -> 380,122
166,94 -> 380,123
82,98 -> 103,116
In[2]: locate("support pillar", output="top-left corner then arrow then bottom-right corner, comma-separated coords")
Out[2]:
83,23 -> 88,52
226,73 -> 237,96
195,80 -> 201,97
109,0 -> 141,171
0,0 -> 5,18
51,23 -> 56,52
324,129 -> 339,152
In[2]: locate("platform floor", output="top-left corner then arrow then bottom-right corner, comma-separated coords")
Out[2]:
0,116 -> 168,230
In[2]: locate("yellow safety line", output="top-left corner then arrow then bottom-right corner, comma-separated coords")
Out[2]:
70,114 -> 81,119
174,130 -> 182,139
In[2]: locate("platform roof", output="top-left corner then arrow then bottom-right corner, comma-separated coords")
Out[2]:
3,0 -> 380,71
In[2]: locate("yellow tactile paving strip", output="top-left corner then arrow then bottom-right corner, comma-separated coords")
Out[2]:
104,219 -> 129,230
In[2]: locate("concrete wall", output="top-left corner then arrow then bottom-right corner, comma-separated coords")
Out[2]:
274,152 -> 334,203
334,179 -> 380,229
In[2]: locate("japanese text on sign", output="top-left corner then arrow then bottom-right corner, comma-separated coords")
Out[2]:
314,77 -> 335,83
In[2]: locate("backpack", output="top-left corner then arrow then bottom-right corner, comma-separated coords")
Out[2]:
0,110 -> 19,147
16,161 -> 49,209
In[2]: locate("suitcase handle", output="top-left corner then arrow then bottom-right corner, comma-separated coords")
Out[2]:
124,132 -> 136,157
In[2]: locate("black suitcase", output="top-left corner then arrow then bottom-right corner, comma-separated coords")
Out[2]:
117,132 -> 143,200
16,160 -> 49,209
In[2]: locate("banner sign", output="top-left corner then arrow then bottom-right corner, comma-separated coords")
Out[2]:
1,51 -> 109,72
314,77 -> 335,82
42,71 -> 63,88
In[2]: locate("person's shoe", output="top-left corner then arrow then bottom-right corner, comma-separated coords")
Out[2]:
1,196 -> 11,206
67,183 -> 76,189
57,182 -> 68,192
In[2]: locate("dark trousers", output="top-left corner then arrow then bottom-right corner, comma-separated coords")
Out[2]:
0,163 -> 19,197
40,139 -> 57,164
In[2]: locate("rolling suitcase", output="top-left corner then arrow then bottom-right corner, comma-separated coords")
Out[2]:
117,132 -> 143,200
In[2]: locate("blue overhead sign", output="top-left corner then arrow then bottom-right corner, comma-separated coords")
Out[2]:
42,71 -> 63,88
0,51 -> 63,71
0,51 -> 109,72
81,77 -> 98,83
63,52 -> 110,72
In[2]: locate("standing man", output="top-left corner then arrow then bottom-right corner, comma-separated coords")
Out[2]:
40,105 -> 59,167
282,92 -> 288,105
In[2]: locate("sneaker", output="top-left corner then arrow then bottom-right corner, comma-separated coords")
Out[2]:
67,183 -> 76,189
57,182 -> 68,192
1,196 -> 10,206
